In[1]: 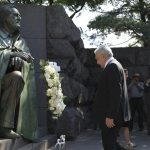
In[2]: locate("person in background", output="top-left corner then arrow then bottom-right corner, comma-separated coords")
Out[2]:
144,76 -> 150,135
128,73 -> 144,131
93,45 -> 131,150
122,69 -> 136,149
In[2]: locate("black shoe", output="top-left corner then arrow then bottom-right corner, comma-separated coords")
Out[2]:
0,127 -> 21,139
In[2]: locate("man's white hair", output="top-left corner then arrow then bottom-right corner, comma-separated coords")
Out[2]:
94,45 -> 113,57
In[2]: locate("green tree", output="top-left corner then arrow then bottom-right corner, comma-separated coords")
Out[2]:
0,0 -> 105,6
56,0 -> 106,18
0,0 -> 106,18
0,0 -> 46,4
88,0 -> 150,47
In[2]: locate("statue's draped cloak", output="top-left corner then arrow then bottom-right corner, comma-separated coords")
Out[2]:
0,33 -> 38,140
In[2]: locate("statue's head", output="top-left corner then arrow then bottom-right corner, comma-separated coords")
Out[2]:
0,5 -> 21,34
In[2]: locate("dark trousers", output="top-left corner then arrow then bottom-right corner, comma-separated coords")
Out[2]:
100,125 -> 120,150
144,96 -> 150,132
129,97 -> 144,130
0,71 -> 24,129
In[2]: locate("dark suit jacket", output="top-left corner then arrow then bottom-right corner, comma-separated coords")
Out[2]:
93,59 -> 131,126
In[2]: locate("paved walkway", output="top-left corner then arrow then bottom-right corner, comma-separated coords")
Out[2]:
65,126 -> 150,150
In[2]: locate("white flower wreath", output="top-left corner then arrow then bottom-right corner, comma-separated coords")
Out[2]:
40,60 -> 66,119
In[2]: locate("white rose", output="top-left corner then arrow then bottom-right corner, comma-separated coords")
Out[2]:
49,107 -> 55,110
47,79 -> 53,88
44,73 -> 50,81
46,89 -> 52,96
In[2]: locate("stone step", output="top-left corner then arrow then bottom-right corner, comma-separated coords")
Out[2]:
16,141 -> 46,150
0,137 -> 29,150
12,138 -> 29,150
0,134 -> 57,150
48,145 -> 66,150
0,139 -> 13,150
39,134 -> 57,148
16,134 -> 57,150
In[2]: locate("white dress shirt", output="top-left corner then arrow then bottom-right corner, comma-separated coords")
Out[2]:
104,57 -> 115,68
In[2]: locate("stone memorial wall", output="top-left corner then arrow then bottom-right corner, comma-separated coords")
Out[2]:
17,4 -> 150,139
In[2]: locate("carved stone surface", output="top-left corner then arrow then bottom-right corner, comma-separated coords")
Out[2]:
46,5 -> 81,42
60,74 -> 88,104
56,107 -> 82,139
77,107 -> 92,130
47,39 -> 76,59
17,4 -> 46,39
85,49 -> 97,67
65,58 -> 89,82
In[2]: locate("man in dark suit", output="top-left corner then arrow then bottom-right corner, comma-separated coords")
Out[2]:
93,45 -> 131,150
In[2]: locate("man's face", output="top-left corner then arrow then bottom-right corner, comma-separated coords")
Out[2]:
5,8 -> 21,32
95,53 -> 106,68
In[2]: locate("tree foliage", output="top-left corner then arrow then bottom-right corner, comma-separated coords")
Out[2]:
0,0 -> 106,6
56,0 -> 108,18
2,0 -> 149,47
88,0 -> 150,47
0,0 -> 106,18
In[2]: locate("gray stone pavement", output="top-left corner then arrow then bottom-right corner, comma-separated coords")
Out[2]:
64,125 -> 150,150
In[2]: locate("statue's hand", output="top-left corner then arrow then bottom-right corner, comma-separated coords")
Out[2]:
10,57 -> 24,70
11,52 -> 34,63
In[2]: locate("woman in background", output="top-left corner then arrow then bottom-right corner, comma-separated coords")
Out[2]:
123,69 -> 136,149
